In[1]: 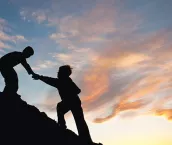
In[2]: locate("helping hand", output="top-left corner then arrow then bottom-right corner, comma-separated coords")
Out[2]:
32,73 -> 40,80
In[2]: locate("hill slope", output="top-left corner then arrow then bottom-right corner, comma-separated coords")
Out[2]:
0,92 -> 98,145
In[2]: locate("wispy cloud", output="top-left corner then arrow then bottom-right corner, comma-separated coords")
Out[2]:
52,48 -> 95,71
20,9 -> 48,23
0,41 -> 11,50
19,1 -> 119,49
33,60 -> 59,70
0,31 -> 27,43
0,18 -> 27,51
48,3 -> 119,49
155,109 -> 172,121
94,99 -> 149,123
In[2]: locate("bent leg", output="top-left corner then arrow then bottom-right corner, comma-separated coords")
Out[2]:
71,104 -> 92,143
56,101 -> 69,129
1,68 -> 18,95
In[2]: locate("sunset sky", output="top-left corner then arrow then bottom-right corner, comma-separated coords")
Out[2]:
0,0 -> 172,145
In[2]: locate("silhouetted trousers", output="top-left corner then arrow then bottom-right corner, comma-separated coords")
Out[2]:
0,68 -> 18,94
57,99 -> 92,143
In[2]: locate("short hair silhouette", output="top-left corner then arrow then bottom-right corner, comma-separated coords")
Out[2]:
22,46 -> 34,58
58,65 -> 72,77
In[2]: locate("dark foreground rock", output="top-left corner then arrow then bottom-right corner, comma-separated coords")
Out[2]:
0,92 -> 98,145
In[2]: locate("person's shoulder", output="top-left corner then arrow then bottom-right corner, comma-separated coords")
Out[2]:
9,51 -> 22,56
11,51 -> 21,54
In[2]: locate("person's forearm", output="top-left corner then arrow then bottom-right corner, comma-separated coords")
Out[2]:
38,75 -> 57,88
27,65 -> 34,74
39,75 -> 48,82
22,62 -> 34,75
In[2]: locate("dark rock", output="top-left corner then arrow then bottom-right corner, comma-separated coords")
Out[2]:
0,92 -> 93,145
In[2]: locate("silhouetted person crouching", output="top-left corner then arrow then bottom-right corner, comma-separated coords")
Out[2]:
0,46 -> 35,96
32,65 -> 102,145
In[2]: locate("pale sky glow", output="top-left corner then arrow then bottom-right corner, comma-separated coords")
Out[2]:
0,0 -> 172,145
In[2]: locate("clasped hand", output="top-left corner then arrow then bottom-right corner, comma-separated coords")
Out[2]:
32,73 -> 40,80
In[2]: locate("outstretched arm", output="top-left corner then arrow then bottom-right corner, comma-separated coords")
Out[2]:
21,59 -> 35,75
33,74 -> 57,88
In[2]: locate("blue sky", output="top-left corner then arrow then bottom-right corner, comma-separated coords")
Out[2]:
0,0 -> 172,144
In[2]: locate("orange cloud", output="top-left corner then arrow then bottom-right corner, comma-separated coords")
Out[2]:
94,99 -> 147,123
81,51 -> 151,103
82,68 -> 109,102
94,52 -> 150,69
155,109 -> 172,121
92,68 -> 172,123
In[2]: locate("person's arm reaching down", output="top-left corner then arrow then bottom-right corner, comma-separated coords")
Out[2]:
21,59 -> 35,75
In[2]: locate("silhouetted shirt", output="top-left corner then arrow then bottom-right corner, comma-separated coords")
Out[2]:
0,51 -> 33,74
39,76 -> 81,101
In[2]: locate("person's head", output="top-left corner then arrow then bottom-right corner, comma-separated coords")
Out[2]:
58,65 -> 72,78
22,46 -> 34,58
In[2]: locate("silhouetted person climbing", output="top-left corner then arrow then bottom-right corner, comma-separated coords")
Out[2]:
32,65 -> 102,145
0,46 -> 35,96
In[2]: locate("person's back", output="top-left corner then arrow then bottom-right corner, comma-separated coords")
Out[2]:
0,51 -> 24,69
57,77 -> 81,102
